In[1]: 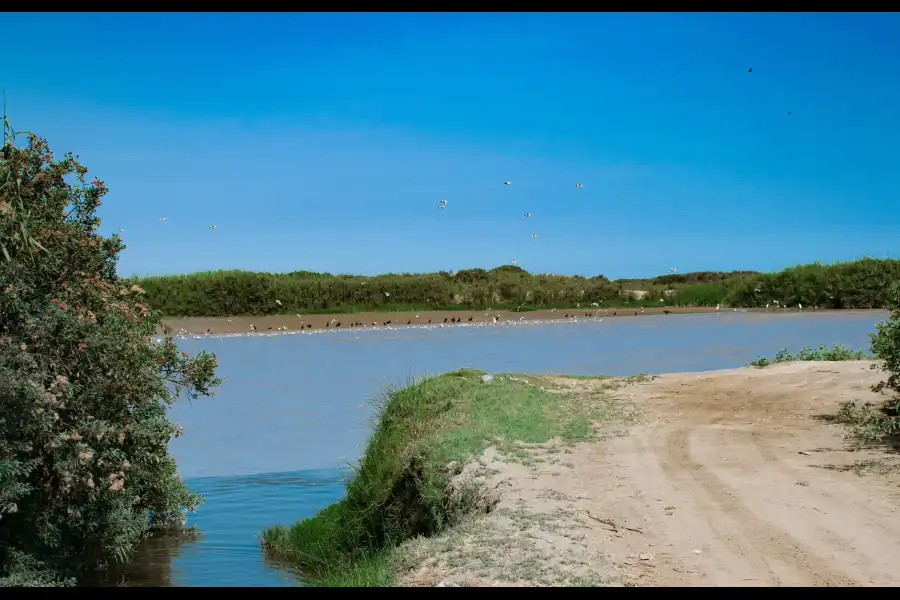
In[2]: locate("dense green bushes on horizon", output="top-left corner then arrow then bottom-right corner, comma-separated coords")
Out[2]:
729,259 -> 900,309
130,258 -> 900,318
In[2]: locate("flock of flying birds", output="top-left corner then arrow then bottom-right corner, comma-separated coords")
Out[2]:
430,67 -> 784,271
437,180 -> 586,265
122,67 -> 778,278
127,179 -> 680,274
437,180 -> 679,273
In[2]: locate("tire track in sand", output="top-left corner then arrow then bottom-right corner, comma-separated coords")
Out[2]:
660,425 -> 858,586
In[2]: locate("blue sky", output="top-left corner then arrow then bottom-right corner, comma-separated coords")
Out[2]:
4,12 -> 900,279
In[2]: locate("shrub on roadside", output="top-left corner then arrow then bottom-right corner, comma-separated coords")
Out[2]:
813,281 -> 900,444
0,119 -> 221,585
843,280 -> 900,442
870,281 -> 900,402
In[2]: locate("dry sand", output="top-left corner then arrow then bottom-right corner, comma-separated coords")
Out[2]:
159,305 -> 843,335
396,361 -> 900,587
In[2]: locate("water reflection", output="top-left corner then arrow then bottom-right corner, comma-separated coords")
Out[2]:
92,528 -> 203,587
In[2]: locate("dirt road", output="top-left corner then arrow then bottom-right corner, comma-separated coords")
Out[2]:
399,362 -> 900,587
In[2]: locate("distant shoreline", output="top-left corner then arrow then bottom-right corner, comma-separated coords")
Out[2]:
159,306 -> 886,335
136,259 -> 900,324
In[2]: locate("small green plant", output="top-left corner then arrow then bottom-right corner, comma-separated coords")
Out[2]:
748,356 -> 771,368
749,344 -> 869,368
0,117 -> 221,584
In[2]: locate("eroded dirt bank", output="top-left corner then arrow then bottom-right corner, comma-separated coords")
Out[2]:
396,362 -> 900,587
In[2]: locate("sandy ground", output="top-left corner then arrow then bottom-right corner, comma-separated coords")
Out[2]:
157,306 -> 860,335
395,361 -> 900,587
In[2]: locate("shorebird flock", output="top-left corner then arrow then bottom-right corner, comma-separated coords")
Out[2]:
160,309 -> 610,343
435,180 -> 583,264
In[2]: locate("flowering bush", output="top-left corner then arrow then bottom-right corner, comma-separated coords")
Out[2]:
0,118 -> 221,584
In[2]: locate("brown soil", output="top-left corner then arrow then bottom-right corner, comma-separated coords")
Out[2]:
159,306 -> 843,335
397,361 -> 900,587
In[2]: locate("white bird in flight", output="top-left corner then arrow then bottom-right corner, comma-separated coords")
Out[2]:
530,233 -> 537,238
524,212 -> 532,217
575,183 -> 584,188
504,181 -> 511,186
209,225 -> 216,230
159,217 -> 166,221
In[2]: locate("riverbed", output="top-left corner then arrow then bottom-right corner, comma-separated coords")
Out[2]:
114,310 -> 888,586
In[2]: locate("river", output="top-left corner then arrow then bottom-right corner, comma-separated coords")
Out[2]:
104,310 -> 888,586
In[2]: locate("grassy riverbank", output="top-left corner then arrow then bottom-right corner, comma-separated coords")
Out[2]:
132,258 -> 900,318
260,369 -> 638,586
260,342 -> 898,586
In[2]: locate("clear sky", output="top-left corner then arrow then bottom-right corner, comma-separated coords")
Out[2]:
4,12 -> 899,279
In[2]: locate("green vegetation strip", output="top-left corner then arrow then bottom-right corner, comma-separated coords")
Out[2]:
748,344 -> 871,368
132,258 -> 900,317
260,369 -> 632,586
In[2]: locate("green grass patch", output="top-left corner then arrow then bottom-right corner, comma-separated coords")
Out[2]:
748,343 -> 870,368
260,368 -> 623,586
